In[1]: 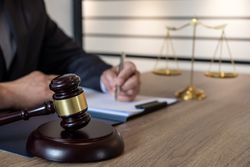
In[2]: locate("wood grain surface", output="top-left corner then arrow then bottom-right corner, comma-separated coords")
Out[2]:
1,71 -> 250,167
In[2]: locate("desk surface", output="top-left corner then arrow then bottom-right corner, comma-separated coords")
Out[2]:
1,72 -> 250,167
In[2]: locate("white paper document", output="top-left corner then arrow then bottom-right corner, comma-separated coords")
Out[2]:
84,88 -> 177,122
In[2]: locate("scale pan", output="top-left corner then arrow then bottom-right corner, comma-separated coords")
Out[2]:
205,72 -> 238,79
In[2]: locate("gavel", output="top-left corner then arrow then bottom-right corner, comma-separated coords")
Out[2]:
0,74 -> 90,130
0,74 -> 124,163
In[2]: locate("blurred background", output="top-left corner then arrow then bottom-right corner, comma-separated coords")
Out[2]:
44,0 -> 250,74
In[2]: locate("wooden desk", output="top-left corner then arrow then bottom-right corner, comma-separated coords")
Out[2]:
1,72 -> 250,167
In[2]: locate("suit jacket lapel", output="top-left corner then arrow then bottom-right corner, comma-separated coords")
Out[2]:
4,0 -> 29,80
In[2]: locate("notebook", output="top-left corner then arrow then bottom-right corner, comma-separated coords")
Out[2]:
85,88 -> 178,123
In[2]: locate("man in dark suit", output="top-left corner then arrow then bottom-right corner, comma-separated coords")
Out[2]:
0,0 -> 140,109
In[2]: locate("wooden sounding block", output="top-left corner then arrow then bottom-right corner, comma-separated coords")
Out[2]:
27,119 -> 123,162
0,74 -> 124,163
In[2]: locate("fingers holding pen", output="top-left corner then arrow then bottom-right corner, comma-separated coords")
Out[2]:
115,62 -> 137,87
101,61 -> 141,101
115,62 -> 140,101
121,71 -> 140,91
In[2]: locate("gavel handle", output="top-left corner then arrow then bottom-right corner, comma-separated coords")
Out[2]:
0,101 -> 55,126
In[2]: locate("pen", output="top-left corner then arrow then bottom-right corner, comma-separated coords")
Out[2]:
115,52 -> 126,100
135,100 -> 168,112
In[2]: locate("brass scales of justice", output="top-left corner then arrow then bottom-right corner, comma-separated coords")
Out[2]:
153,18 -> 238,101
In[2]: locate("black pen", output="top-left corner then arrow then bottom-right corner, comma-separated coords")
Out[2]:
135,100 -> 168,112
115,52 -> 126,101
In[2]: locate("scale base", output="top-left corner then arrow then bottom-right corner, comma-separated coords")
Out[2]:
176,85 -> 206,100
205,71 -> 238,79
153,69 -> 181,76
26,120 -> 124,163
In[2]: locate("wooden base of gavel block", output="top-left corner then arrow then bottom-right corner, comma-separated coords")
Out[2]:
26,120 -> 124,163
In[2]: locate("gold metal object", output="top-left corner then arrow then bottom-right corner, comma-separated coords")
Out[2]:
205,71 -> 238,78
53,93 -> 88,117
189,18 -> 197,89
176,86 -> 206,101
191,18 -> 198,25
206,30 -> 238,79
153,27 -> 183,76
153,69 -> 181,76
154,18 -> 238,100
175,18 -> 206,100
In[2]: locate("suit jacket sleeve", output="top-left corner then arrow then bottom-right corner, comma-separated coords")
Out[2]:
38,5 -> 111,91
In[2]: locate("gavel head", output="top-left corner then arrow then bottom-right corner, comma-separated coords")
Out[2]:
49,74 -> 91,131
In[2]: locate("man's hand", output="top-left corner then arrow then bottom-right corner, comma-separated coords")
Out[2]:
101,61 -> 140,101
0,71 -> 57,109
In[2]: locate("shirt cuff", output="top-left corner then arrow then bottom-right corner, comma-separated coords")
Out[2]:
100,80 -> 108,93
